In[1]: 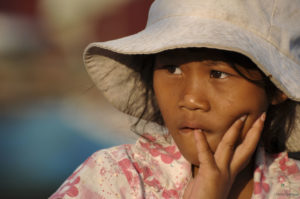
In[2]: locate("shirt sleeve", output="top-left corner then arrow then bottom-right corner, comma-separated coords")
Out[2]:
49,144 -> 142,199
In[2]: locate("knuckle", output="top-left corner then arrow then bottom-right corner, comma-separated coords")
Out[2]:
209,169 -> 221,178
222,140 -> 236,150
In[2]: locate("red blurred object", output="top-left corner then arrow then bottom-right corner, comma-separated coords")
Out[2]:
96,0 -> 154,41
0,0 -> 39,17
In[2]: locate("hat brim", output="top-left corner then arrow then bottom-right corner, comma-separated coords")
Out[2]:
84,16 -> 300,116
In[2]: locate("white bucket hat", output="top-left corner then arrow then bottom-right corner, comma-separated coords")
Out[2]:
83,0 -> 300,149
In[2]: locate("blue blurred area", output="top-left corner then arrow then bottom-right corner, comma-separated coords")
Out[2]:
0,100 -> 118,199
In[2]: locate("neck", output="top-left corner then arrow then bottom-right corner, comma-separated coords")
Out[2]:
228,160 -> 254,199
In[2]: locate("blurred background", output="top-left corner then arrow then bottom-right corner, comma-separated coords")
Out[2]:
0,0 -> 153,198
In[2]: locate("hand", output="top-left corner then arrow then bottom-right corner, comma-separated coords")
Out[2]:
183,112 -> 266,199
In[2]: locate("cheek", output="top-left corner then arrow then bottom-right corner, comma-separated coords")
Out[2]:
153,72 -> 179,121
153,73 -> 167,112
214,83 -> 269,138
222,82 -> 269,114
233,87 -> 269,139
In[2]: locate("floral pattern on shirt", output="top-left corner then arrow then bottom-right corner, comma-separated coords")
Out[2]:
252,147 -> 300,199
50,133 -> 300,199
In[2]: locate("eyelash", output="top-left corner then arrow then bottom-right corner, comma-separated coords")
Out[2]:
160,65 -> 230,79
163,65 -> 182,74
210,70 -> 230,79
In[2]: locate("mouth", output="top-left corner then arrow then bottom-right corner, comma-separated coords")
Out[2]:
179,127 -> 203,134
178,121 -> 210,134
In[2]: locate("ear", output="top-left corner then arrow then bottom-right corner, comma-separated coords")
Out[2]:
271,91 -> 288,105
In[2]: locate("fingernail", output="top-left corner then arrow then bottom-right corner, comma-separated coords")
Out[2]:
194,129 -> 202,133
260,112 -> 266,122
240,115 -> 247,122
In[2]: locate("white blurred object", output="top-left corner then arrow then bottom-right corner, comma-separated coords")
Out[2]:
39,0 -> 132,28
0,14 -> 43,54
38,0 -> 133,51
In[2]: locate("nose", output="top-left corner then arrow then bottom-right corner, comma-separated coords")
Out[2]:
178,74 -> 211,112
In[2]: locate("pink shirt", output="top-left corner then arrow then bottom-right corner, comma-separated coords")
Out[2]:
50,132 -> 300,199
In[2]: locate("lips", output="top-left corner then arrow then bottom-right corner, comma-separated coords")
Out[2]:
178,121 -> 208,134
179,127 -> 202,134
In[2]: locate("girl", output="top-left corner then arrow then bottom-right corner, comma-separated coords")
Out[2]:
50,0 -> 300,198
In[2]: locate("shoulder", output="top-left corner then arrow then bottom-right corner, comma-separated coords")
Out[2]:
49,144 -> 138,199
49,131 -> 191,199
253,147 -> 300,198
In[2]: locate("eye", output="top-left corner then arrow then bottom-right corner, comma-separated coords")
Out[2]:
210,70 -> 229,79
164,65 -> 182,74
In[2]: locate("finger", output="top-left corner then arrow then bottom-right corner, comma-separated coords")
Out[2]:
230,112 -> 266,174
214,115 -> 247,170
194,130 -> 216,169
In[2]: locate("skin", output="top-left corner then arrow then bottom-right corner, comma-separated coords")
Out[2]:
152,48 -> 285,199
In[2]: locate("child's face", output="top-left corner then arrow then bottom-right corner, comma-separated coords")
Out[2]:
153,48 -> 269,166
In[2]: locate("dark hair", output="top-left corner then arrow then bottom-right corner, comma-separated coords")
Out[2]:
130,48 -> 299,154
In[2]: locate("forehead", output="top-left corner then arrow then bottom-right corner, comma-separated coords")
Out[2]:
155,48 -> 258,69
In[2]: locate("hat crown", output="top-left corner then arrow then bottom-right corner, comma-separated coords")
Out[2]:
147,0 -> 273,29
147,0 -> 300,64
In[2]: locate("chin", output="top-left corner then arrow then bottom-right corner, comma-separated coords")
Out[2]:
183,153 -> 200,166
